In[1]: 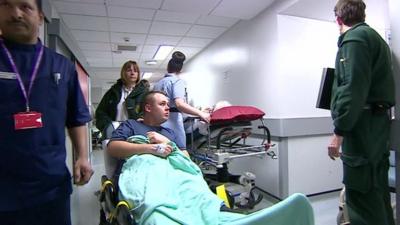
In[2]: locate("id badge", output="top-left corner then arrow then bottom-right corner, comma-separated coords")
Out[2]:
14,111 -> 43,130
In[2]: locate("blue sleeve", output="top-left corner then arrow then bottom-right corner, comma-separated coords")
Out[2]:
66,64 -> 91,128
110,120 -> 136,141
171,79 -> 186,100
162,127 -> 185,149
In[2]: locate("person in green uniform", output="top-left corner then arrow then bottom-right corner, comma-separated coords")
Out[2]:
328,0 -> 395,224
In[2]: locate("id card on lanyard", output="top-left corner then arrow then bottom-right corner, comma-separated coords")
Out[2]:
0,38 -> 44,130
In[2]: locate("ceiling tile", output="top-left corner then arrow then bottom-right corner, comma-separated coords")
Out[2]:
139,52 -> 156,59
186,25 -> 226,38
161,0 -> 220,14
145,35 -> 181,45
150,21 -> 192,36
83,50 -> 112,58
111,51 -> 140,61
53,1 -> 107,16
154,10 -> 199,23
109,18 -> 151,33
280,0 -> 335,22
87,58 -> 113,67
196,15 -> 239,27
211,0 -> 276,20
174,46 -> 202,56
142,45 -> 160,53
79,42 -> 111,51
108,0 -> 163,9
108,6 -> 155,20
54,0 -> 104,3
62,14 -> 109,31
179,37 -> 212,48
71,30 -> 110,42
110,33 -> 147,44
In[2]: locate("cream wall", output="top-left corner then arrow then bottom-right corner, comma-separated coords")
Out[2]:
184,0 -> 390,118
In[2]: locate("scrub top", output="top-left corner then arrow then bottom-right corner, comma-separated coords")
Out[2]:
110,119 -> 181,148
153,73 -> 187,149
0,38 -> 91,211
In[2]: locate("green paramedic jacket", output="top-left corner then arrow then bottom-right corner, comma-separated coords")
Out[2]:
95,79 -> 149,133
331,22 -> 395,135
331,23 -> 395,193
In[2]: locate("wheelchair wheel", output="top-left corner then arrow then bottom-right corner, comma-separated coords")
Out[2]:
99,208 -> 111,225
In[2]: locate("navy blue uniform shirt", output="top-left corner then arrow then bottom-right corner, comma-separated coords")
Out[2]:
110,119 -> 178,145
0,38 -> 91,211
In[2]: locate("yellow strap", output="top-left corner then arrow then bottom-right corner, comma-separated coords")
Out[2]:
109,201 -> 131,221
116,200 -> 131,209
216,184 -> 231,208
101,180 -> 114,192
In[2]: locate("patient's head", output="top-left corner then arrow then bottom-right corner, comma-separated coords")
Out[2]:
213,100 -> 232,111
142,91 -> 170,126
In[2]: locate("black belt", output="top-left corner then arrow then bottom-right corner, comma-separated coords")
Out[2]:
364,103 -> 390,109
170,107 -> 180,112
364,103 -> 391,114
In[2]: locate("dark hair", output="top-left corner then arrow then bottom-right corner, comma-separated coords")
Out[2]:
35,0 -> 42,12
334,0 -> 366,26
140,91 -> 168,113
167,51 -> 186,73
120,60 -> 140,85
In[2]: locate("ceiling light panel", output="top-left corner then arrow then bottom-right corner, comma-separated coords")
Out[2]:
153,45 -> 174,60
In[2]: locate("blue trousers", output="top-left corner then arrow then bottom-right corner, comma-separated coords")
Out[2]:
0,195 -> 71,225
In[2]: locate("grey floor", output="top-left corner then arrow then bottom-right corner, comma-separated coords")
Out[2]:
70,149 -> 395,225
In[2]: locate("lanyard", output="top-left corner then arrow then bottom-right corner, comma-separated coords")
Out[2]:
0,38 -> 44,112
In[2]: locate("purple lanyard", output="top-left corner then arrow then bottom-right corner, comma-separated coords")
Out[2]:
0,38 -> 44,112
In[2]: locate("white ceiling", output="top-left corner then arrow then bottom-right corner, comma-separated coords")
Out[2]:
50,0 -> 277,86
280,0 -> 337,22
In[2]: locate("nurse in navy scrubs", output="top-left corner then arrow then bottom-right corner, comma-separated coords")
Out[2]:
0,0 -> 92,224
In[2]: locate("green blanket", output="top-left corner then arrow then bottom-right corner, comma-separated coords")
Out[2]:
119,135 -> 241,225
118,135 -> 314,225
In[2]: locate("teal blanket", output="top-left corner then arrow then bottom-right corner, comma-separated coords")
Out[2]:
118,135 -> 314,225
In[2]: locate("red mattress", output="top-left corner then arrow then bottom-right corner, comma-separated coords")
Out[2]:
210,106 -> 265,124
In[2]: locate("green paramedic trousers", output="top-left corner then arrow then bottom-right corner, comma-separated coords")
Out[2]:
341,109 -> 394,225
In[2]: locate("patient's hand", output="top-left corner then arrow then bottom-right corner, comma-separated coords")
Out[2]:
152,144 -> 173,157
147,131 -> 170,144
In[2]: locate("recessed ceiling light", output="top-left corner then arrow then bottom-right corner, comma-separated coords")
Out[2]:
153,45 -> 174,60
145,60 -> 157,65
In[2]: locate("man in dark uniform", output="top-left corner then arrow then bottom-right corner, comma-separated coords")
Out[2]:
0,0 -> 92,224
108,91 -> 186,159
328,0 -> 395,224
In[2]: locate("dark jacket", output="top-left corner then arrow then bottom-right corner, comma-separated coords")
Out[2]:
331,23 -> 395,135
95,79 -> 149,133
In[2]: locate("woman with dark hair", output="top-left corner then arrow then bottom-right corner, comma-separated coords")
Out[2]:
95,60 -> 149,134
153,51 -> 210,149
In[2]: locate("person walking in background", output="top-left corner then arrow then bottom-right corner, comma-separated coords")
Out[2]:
153,51 -> 210,150
95,60 -> 149,134
328,0 -> 395,224
0,0 -> 93,224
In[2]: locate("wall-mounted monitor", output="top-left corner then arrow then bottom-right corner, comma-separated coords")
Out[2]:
316,67 -> 335,110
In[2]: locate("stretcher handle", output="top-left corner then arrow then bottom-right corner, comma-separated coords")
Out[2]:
257,125 -> 271,145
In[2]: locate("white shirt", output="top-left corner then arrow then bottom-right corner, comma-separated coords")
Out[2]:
115,85 -> 133,121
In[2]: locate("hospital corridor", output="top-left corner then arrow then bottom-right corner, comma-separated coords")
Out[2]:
1,0 -> 400,225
